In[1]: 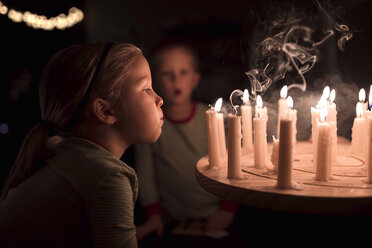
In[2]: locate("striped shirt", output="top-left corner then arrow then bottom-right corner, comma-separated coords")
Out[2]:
0,136 -> 138,248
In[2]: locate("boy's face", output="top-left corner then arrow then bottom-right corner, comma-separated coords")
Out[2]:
155,47 -> 200,106
115,55 -> 164,144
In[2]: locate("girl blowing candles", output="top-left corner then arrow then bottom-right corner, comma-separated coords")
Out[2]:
0,42 -> 164,247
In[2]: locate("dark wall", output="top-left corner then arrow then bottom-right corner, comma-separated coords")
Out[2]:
0,0 -> 86,187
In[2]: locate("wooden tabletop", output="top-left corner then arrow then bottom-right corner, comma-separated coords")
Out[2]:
195,142 -> 372,215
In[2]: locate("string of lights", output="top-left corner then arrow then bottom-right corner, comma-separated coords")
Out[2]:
0,1 -> 84,31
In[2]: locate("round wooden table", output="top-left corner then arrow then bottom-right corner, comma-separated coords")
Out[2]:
195,142 -> 372,215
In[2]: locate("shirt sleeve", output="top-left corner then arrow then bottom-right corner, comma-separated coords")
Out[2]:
134,144 -> 160,210
88,171 -> 138,248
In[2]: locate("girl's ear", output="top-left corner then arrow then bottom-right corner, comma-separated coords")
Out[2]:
92,98 -> 117,125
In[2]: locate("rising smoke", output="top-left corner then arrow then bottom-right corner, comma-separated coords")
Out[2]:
236,0 -> 363,141
245,0 -> 353,99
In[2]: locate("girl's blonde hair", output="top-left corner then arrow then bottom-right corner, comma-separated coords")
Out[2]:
1,43 -> 142,199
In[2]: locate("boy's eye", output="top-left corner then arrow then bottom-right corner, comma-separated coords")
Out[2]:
161,71 -> 172,76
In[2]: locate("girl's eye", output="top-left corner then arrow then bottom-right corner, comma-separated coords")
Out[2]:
144,88 -> 152,94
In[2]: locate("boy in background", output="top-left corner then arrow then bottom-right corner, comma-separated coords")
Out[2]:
135,41 -> 242,247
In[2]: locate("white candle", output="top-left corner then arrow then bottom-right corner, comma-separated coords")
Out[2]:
330,121 -> 337,163
315,109 -> 332,181
364,110 -> 372,162
311,106 -> 321,168
327,89 -> 337,162
366,116 -> 372,183
241,89 -> 253,152
277,85 -> 288,138
311,95 -> 327,168
352,102 -> 364,154
364,90 -> 372,162
277,117 -> 293,189
286,96 -> 297,145
206,109 -> 222,168
215,98 -> 227,158
271,136 -> 279,174
227,114 -> 242,179
254,95 -> 267,168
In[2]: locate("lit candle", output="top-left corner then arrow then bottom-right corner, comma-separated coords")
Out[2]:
327,89 -> 337,122
277,85 -> 288,138
286,96 -> 297,146
271,136 -> 279,174
277,114 -> 294,189
227,113 -> 242,179
215,98 -> 227,158
359,88 -> 368,112
315,109 -> 332,181
255,95 -> 268,122
323,86 -> 330,101
253,95 -> 267,168
351,102 -> 365,154
311,96 -> 326,168
241,89 -> 253,153
328,89 -> 337,162
366,116 -> 372,183
206,107 -> 222,168
364,88 -> 372,162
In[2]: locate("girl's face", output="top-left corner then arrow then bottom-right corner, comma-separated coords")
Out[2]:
155,47 -> 200,106
115,55 -> 163,144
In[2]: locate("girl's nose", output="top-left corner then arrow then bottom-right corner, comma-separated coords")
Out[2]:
157,94 -> 163,107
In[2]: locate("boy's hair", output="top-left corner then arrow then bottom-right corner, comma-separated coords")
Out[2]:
1,43 -> 142,200
149,40 -> 200,74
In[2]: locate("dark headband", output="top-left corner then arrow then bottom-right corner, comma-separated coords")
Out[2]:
69,42 -> 114,128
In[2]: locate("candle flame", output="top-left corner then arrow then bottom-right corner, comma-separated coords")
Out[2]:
329,89 -> 335,103
369,85 -> 372,108
356,102 -> 363,118
215,98 -> 223,112
280,85 -> 288,98
286,96 -> 293,109
359,88 -> 366,102
243,89 -> 250,104
320,108 -> 328,122
316,94 -> 327,109
256,95 -> 263,108
322,86 -> 330,99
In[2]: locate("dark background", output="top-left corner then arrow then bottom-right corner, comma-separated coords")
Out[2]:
1,0 -> 372,231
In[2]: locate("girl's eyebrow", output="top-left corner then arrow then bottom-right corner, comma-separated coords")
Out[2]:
137,75 -> 150,85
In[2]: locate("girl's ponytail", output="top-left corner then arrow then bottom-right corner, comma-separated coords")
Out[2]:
1,123 -> 49,200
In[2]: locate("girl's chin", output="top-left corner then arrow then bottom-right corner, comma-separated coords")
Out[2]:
144,129 -> 162,144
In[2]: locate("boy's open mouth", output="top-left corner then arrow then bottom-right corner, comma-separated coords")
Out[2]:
174,89 -> 181,96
